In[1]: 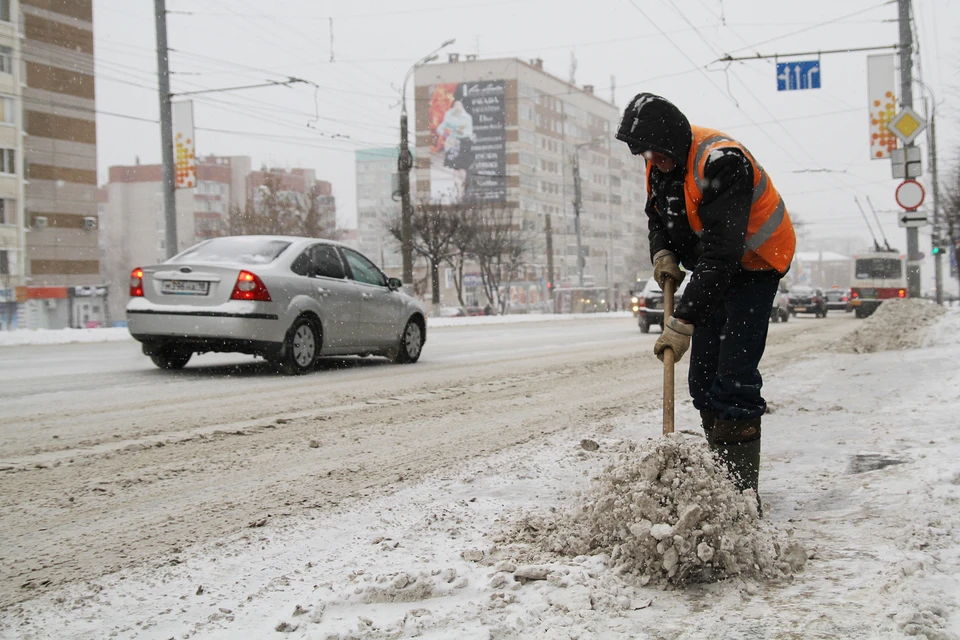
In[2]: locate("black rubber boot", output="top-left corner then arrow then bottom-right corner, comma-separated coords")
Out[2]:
706,418 -> 762,517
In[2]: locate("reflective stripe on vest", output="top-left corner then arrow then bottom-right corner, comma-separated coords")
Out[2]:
684,126 -> 795,272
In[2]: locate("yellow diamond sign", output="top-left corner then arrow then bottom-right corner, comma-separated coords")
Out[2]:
887,106 -> 926,145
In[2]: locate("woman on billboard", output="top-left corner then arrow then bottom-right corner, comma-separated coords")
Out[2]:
436,99 -> 475,201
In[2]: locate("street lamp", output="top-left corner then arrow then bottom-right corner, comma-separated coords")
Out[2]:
398,39 -> 455,288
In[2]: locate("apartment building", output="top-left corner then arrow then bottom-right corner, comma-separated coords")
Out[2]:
413,55 -> 649,311
18,0 -> 102,329
355,147 -> 406,272
0,0 -> 24,329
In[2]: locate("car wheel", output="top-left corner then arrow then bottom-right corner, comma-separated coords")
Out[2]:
394,317 -> 424,364
781,309 -> 789,322
639,317 -> 650,333
281,316 -> 320,375
770,309 -> 779,323
150,345 -> 192,370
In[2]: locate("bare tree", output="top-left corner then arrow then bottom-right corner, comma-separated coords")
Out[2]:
298,184 -> 340,240
388,200 -> 462,306
472,203 -> 532,314
444,203 -> 480,307
229,171 -> 298,236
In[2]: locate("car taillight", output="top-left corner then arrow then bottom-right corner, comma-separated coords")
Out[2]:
898,289 -> 906,298
638,296 -> 647,309
842,296 -> 848,302
130,267 -> 144,297
851,290 -> 859,298
230,270 -> 271,301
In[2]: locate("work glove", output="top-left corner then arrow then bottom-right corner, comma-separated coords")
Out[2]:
653,250 -> 685,288
654,316 -> 694,362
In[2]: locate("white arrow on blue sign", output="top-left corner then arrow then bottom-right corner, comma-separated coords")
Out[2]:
776,61 -> 821,91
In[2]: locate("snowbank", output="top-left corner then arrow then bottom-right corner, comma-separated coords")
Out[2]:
3,310 -> 960,639
833,298 -> 947,353
0,313 -> 633,348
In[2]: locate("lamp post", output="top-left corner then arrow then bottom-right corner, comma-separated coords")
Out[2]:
399,39 -> 455,289
914,78 -> 944,305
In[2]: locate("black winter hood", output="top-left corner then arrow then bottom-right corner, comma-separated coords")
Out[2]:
615,93 -> 692,166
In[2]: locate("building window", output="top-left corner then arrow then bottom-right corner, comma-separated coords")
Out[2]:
0,148 -> 14,174
0,250 -> 8,275
0,198 -> 13,224
0,1 -> 9,23
0,47 -> 11,75
0,96 -> 13,124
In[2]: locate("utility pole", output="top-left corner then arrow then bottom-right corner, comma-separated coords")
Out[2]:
398,112 -> 413,286
571,150 -> 585,288
898,0 -> 920,298
154,0 -> 177,259
545,213 -> 554,312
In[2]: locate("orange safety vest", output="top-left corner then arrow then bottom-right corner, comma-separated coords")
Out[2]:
646,125 -> 796,273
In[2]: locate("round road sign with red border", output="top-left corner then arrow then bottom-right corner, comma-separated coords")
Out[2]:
895,179 -> 925,211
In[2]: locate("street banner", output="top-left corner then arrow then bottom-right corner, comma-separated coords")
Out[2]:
172,100 -> 197,189
428,80 -> 506,204
867,54 -> 897,160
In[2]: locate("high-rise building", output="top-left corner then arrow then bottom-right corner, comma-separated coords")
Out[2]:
413,55 -> 649,310
19,0 -> 101,329
0,0 -> 25,330
355,147 -> 408,272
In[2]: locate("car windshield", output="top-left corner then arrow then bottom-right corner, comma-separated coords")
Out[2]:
790,286 -> 814,295
170,238 -> 292,264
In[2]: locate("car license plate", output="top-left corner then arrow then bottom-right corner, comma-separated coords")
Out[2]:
161,279 -> 209,295
794,306 -> 807,312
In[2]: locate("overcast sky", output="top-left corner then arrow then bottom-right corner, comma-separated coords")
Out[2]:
93,0 -> 958,253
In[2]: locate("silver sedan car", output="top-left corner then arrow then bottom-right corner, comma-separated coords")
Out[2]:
126,236 -> 427,374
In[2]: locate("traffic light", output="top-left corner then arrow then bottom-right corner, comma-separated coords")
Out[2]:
932,237 -> 945,255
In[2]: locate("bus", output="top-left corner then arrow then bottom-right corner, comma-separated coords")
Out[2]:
849,250 -> 907,319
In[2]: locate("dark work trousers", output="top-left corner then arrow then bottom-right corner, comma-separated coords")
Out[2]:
688,270 -> 781,421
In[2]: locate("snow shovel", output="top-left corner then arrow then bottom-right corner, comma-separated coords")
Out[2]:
662,277 -> 676,435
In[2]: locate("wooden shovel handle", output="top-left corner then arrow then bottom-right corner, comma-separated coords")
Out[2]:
662,278 -> 676,435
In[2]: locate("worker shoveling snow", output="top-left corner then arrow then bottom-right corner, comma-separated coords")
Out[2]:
834,298 -> 947,353
508,434 -> 807,588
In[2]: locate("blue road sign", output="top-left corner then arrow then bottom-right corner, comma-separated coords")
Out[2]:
776,61 -> 821,91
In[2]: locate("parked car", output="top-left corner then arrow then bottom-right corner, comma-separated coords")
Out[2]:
464,306 -> 486,316
635,278 -> 689,333
787,285 -> 828,318
770,281 -> 790,323
823,286 -> 852,312
126,235 -> 428,374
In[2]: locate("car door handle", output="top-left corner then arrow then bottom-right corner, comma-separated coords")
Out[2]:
315,286 -> 330,296
360,292 -> 373,299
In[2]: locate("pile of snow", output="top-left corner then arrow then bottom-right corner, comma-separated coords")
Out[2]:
508,435 -> 806,587
833,298 -> 947,353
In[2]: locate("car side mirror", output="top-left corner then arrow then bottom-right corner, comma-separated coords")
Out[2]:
387,277 -> 402,291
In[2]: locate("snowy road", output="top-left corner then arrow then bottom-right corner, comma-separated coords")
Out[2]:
0,314 -> 859,609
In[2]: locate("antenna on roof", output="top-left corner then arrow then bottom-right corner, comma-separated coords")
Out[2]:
854,196 -> 883,252
864,196 -> 893,251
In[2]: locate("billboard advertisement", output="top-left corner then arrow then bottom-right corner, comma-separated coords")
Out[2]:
172,100 -> 197,189
427,80 -> 506,204
867,54 -> 897,160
